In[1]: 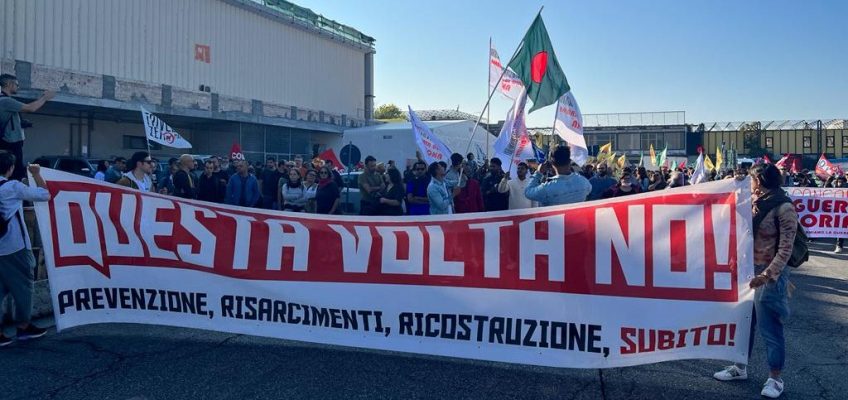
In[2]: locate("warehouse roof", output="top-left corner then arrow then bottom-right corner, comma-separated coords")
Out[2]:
248,0 -> 375,48
405,109 -> 482,122
704,119 -> 848,131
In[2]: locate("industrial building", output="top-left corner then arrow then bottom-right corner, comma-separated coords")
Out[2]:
0,0 -> 375,162
530,112 -> 848,169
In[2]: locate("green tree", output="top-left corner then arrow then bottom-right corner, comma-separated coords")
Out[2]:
373,103 -> 403,120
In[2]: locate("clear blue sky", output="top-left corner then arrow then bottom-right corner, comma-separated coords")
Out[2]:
296,0 -> 847,127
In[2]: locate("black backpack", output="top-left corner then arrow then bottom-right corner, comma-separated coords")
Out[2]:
0,180 -> 26,239
752,194 -> 809,268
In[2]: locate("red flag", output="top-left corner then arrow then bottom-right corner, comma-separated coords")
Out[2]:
815,154 -> 840,179
318,148 -> 345,172
777,154 -> 802,174
678,160 -> 687,170
789,155 -> 802,174
230,143 -> 244,161
763,154 -> 773,164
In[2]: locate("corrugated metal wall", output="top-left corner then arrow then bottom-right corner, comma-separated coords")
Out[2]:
0,0 -> 366,117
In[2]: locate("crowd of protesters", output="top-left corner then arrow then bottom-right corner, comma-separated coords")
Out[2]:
85,146 -> 847,227
1,141 -> 844,395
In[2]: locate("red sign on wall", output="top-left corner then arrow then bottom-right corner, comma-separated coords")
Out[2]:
195,44 -> 211,64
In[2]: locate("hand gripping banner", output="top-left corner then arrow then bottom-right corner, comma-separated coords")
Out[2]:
34,169 -> 754,368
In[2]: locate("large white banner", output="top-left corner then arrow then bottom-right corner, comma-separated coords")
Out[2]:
141,106 -> 192,149
35,169 -> 754,369
786,186 -> 848,238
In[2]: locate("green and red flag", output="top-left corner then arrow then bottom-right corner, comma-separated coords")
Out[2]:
508,14 -> 570,113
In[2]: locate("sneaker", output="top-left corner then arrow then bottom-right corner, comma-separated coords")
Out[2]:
0,335 -> 11,347
835,245 -> 844,254
713,365 -> 748,381
761,378 -> 784,398
16,325 -> 47,341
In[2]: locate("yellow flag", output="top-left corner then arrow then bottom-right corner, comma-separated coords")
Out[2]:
599,142 -> 612,154
704,154 -> 715,171
617,154 -> 626,168
715,146 -> 723,171
608,152 -> 617,164
649,144 -> 656,166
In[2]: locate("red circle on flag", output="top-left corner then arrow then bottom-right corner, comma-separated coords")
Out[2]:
531,51 -> 548,83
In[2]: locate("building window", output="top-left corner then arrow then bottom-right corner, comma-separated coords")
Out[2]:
826,136 -> 835,147
640,132 -> 664,151
663,132 -> 684,150
765,137 -> 773,148
616,133 -> 640,150
586,133 -> 614,148
844,136 -> 848,147
803,137 -> 811,148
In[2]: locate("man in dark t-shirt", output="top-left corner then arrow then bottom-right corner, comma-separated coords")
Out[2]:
482,158 -> 509,212
405,160 -> 430,215
260,157 -> 281,209
172,154 -> 197,199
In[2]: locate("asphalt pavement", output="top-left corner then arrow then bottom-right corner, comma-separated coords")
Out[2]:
1,241 -> 846,400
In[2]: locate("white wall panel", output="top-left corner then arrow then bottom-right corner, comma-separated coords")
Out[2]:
0,0 -> 367,117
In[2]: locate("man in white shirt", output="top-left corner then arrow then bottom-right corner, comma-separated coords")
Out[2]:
0,151 -> 51,346
497,162 -> 537,209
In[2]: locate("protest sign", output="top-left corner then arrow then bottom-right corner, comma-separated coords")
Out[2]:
34,169 -> 754,369
786,187 -> 848,238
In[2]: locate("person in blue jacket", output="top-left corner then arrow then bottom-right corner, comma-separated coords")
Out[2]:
225,160 -> 260,207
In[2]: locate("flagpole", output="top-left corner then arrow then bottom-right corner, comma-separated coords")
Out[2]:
548,101 -> 559,154
464,6 -> 544,156
486,36 -> 492,161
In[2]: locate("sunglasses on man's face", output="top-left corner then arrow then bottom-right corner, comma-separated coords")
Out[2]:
319,171 -> 329,175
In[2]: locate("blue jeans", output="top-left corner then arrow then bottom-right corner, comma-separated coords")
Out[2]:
738,268 -> 790,371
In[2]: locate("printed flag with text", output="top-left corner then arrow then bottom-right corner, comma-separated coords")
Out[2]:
553,91 -> 588,166
409,106 -> 453,165
489,45 -> 525,101
141,107 -> 192,149
493,91 -> 534,178
815,153 -> 843,180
